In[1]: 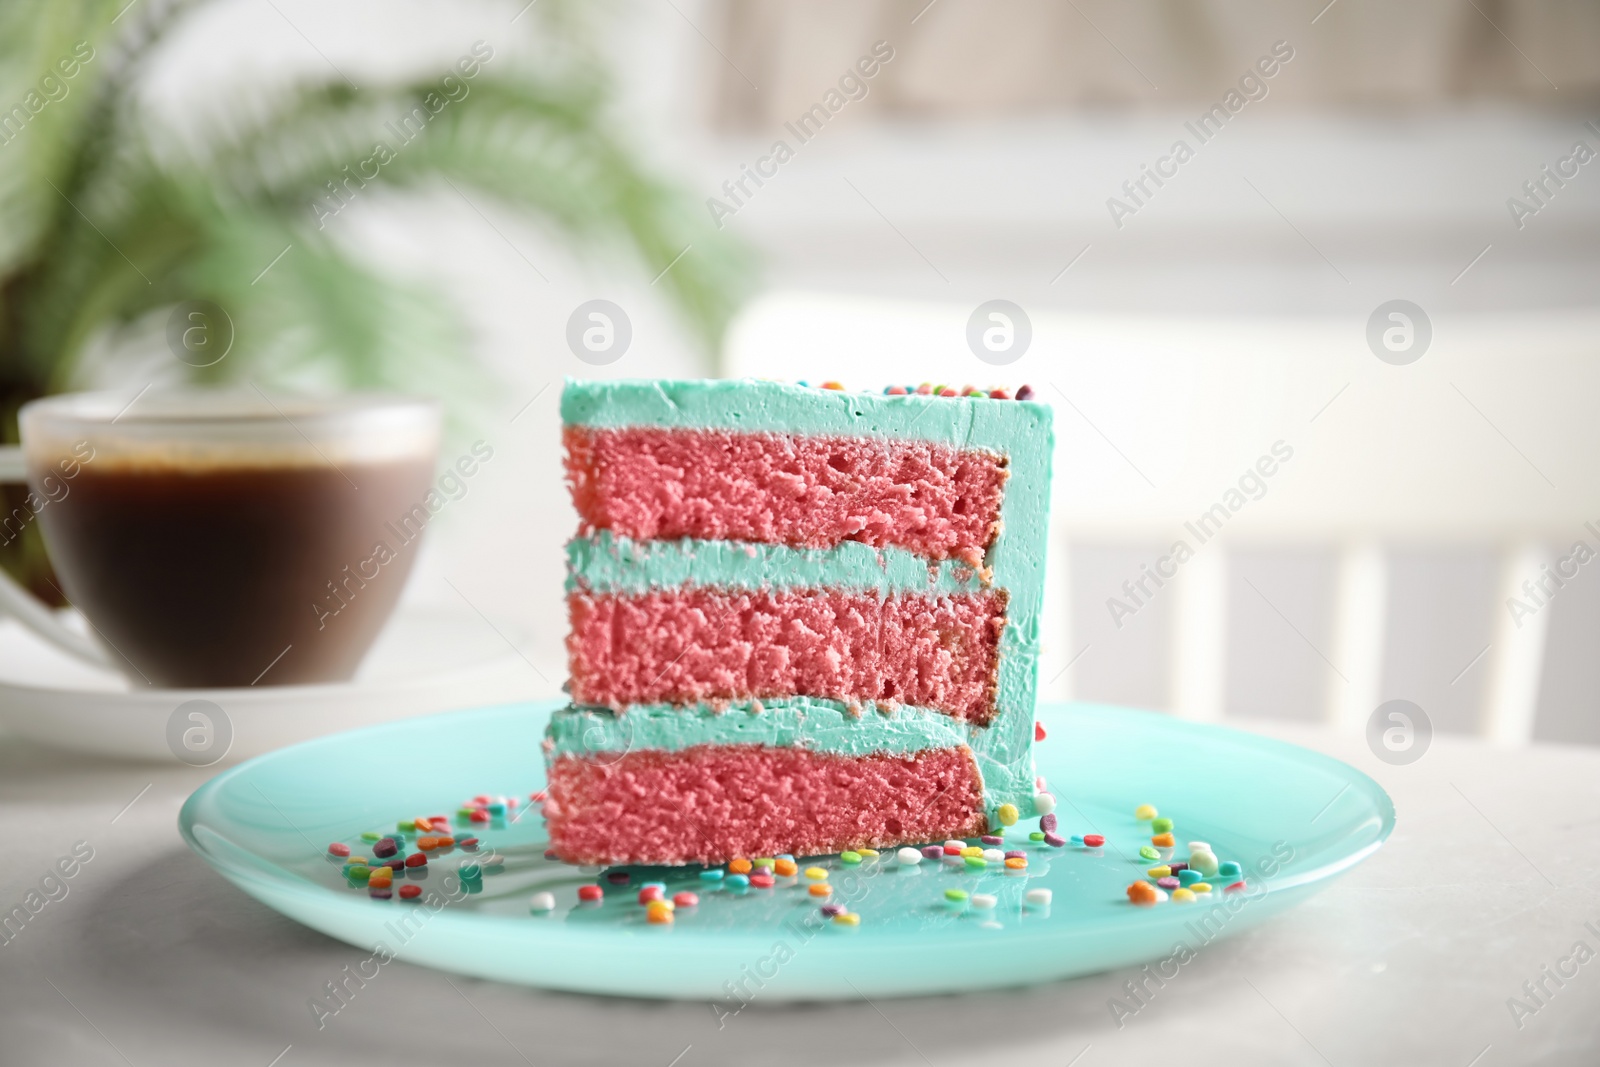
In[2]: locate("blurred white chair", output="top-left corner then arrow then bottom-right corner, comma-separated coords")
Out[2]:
725,291 -> 1600,744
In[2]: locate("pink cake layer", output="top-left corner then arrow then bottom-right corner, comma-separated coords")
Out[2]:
543,743 -> 987,865
564,425 -> 1007,563
568,586 -> 1005,723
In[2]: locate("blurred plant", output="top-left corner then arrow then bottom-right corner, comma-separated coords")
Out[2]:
0,0 -> 749,598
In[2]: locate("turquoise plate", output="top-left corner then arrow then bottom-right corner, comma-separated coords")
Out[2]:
179,701 -> 1393,1000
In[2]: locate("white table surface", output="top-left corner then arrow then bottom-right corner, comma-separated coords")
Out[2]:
2,719 -> 1597,1067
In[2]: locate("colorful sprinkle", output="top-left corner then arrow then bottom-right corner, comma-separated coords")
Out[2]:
808,883 -> 832,898
857,849 -> 879,859
981,835 -> 1004,846
1134,804 -> 1157,821
1151,832 -> 1175,848
1156,876 -> 1180,890
1192,883 -> 1212,894
1178,869 -> 1202,886
897,847 -> 923,865
369,887 -> 392,900
970,893 -> 997,910
964,855 -> 987,870
1150,817 -> 1173,834
839,851 -> 862,865
1139,846 -> 1160,860
457,837 -> 479,852
606,871 -> 631,885
1189,850 -> 1220,876
577,885 -> 603,902
1224,880 -> 1247,893
398,884 -> 422,900
1028,832 -> 1045,842
752,857 -> 776,869
922,845 -> 945,860
673,892 -> 699,908
1043,832 -> 1066,848
360,831 -> 381,842
1034,793 -> 1057,816
725,874 -> 750,889
728,858 -> 753,874
1034,721 -> 1046,741
1218,861 -> 1242,880
804,866 -> 829,880
645,902 -> 674,925
1016,384 -> 1035,401
405,852 -> 426,868
944,888 -> 969,904
1171,887 -> 1196,903
638,887 -> 664,905
833,912 -> 860,926
1039,813 -> 1058,834
1126,882 -> 1159,905
774,858 -> 798,876
529,892 -> 556,912
1147,865 -> 1171,878
1083,834 -> 1105,848
1004,857 -> 1027,870
749,874 -> 775,889
328,842 -> 350,857
997,803 -> 1019,826
699,869 -> 724,881
821,903 -> 846,917
1068,835 -> 1084,847
1025,888 -> 1052,907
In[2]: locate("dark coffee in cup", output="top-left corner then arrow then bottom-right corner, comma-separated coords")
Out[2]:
21,391 -> 441,688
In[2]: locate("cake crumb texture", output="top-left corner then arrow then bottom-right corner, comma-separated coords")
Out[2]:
565,425 -> 1007,560
544,743 -> 987,865
568,586 -> 1005,723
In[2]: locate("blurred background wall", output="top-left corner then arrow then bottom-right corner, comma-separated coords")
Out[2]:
34,0 -> 1600,742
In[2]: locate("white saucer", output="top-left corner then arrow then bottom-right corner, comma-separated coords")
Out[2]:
0,605 -> 545,762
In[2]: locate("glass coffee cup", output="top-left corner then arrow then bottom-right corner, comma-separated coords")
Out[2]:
0,390 -> 441,688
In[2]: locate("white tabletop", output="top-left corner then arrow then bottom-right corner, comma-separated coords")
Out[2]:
2,720 -> 1597,1067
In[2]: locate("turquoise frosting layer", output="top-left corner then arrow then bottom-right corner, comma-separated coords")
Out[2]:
544,700 -> 1036,813
556,378 -> 1054,825
566,531 -> 987,597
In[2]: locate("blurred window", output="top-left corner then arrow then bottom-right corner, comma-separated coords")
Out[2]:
709,0 -> 1600,128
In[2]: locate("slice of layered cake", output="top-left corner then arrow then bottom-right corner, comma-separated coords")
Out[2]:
541,379 -> 1053,865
